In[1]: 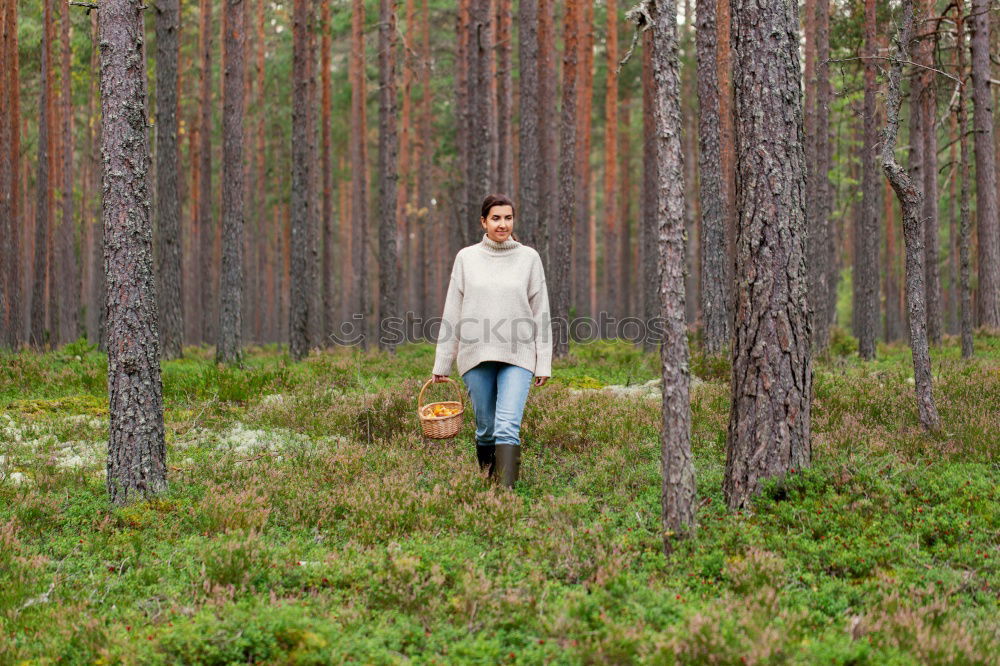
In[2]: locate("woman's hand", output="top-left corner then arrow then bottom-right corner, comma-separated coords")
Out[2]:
432,374 -> 449,383
533,376 -> 549,387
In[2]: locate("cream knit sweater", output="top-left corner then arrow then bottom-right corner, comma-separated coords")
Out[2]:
432,233 -> 553,378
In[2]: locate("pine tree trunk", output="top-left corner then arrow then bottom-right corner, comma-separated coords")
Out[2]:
290,0 -> 311,359
0,0 -> 19,348
378,0 -> 399,353
469,0 -> 497,210
921,0 -> 941,345
956,2 -> 974,358
553,0 -> 581,359
603,0 -> 619,322
321,0 -> 335,342
517,0 -> 542,253
218,0 -> 245,363
574,0 -> 595,320
641,29 -> 658,352
880,0 -> 940,431
538,0 -> 557,267
350,0 -> 369,349
968,0 -> 1000,327
618,96 -> 633,320
642,0 -> 697,552
696,0 -> 729,355
810,0 -> 832,350
724,0 -> 812,510
496,0 -> 513,196
30,0 -> 53,348
58,0 -> 77,343
99,0 -> 168,505
198,0 -> 215,345
156,0 -> 183,360
855,0 -> 879,359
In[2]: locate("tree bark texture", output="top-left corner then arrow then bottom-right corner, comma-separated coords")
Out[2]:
855,0 -> 879,359
1,0 -> 21,348
553,0 -> 580,359
603,0 -> 620,321
517,0 -> 543,253
920,0 -> 941,345
969,0 -> 1000,327
696,0 -> 729,355
350,0 -> 369,349
956,2 -> 974,358
496,0 -> 513,196
218,0 -> 245,363
469,0 -> 497,203
641,29 -> 658,351
378,0 -> 399,353
99,0 -> 168,505
290,0 -> 310,360
880,0 -> 940,431
810,0 -> 832,349
321,0 -> 335,341
724,0 -> 812,510
31,0 -> 53,347
644,0 -> 697,552
58,0 -> 78,344
538,0 -> 557,267
156,0 -> 183,360
197,0 -> 215,345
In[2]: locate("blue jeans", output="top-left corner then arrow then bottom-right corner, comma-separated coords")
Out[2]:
461,361 -> 533,448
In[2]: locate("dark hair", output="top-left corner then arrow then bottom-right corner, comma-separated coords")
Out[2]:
480,193 -> 519,242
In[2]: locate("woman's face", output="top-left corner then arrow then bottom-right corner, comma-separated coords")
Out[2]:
481,204 -> 514,243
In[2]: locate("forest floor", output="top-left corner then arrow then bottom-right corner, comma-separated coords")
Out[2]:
1,332 -> 998,664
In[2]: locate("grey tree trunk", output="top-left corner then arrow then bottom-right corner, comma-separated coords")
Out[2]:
0,0 -> 20,349
350,0 -> 369,350
517,0 -> 542,251
155,0 -> 183,360
920,1 -> 941,345
696,0 -> 729,355
218,0 -> 245,363
880,0 -> 940,431
377,0 -> 399,353
99,0 -> 168,505
640,0 -> 697,553
58,0 -> 78,344
30,0 -> 52,348
538,0 -> 557,267
552,0 -> 580,359
810,0 -> 832,350
968,0 -> 1000,327
496,0 -> 513,196
641,29 -> 658,352
469,0 -> 497,199
855,0 -> 879,360
956,3 -> 974,358
290,0 -> 310,360
198,0 -> 214,345
724,0 -> 812,510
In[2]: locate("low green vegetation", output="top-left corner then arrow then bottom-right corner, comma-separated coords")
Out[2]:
1,332 -> 998,663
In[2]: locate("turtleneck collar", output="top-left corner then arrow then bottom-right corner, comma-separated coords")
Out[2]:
480,232 -> 522,254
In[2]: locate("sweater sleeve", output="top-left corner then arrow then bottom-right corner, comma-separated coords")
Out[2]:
431,253 -> 464,376
529,255 -> 553,377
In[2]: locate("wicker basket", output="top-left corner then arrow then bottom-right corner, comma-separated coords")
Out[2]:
417,377 -> 466,439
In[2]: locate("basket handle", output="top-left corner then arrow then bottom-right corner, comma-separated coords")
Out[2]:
418,376 -> 464,410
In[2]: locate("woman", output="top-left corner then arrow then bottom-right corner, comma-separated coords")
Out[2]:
431,193 -> 552,489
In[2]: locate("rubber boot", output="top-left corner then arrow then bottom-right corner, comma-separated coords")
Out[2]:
494,444 -> 521,489
476,443 -> 496,477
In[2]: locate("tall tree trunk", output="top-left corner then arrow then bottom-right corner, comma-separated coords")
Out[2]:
290,0 -> 311,359
455,0 -> 472,252
378,0 -> 399,353
880,0 -> 940,431
810,0 -> 832,350
58,0 -> 77,343
31,0 -> 53,348
469,0 -> 497,210
641,29 -> 658,351
517,0 -> 543,253
696,0 -> 729,355
855,0 -> 879,359
716,0 -> 734,285
198,0 -> 214,345
969,0 -> 1000,327
91,12 -> 106,351
218,0 -> 245,363
350,0 -> 370,349
603,0 -> 619,321
956,1 -> 974,358
639,0 -> 696,552
0,0 -> 20,348
724,0 -> 812,510
538,0 -> 557,266
619,95 -> 633,320
921,0 -> 941,345
156,0 -> 183,360
496,0 -> 513,196
321,0 -> 335,342
574,0 -> 595,320
255,0 -> 267,343
553,0 -> 581,359
884,177 -> 902,341
416,0 -> 431,321
99,0 -> 168,505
